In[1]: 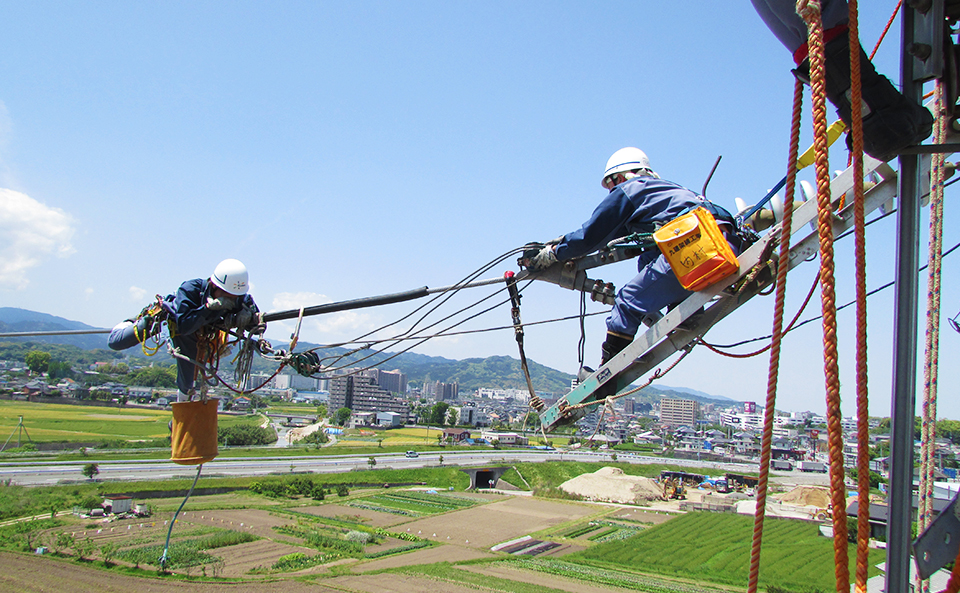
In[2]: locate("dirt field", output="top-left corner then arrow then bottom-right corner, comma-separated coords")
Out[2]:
333,572 -> 497,593
4,488 -> 643,590
395,496 -> 597,548
458,562 -> 640,593
215,539 -> 317,578
607,508 -> 677,525
355,542 -> 496,572
0,551 -> 344,593
185,509 -> 295,540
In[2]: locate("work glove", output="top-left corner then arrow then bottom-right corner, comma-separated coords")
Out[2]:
249,313 -> 267,335
206,296 -> 237,311
233,306 -> 256,329
524,244 -> 558,271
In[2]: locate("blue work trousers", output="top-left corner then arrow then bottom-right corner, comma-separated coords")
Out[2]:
751,0 -> 849,53
606,230 -> 742,337
108,319 -> 200,394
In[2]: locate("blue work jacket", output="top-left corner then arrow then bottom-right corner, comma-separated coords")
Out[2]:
554,176 -> 733,261
162,278 -> 257,337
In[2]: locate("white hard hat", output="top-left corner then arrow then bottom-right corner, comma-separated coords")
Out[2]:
211,259 -> 249,295
602,147 -> 657,188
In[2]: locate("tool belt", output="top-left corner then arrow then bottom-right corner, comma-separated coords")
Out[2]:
653,206 -> 739,292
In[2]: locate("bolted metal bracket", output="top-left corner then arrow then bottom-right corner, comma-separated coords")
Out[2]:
909,0 -> 945,82
912,490 -> 960,579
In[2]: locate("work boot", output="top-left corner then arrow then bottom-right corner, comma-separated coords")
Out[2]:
577,366 -> 594,384
794,33 -> 934,163
601,331 -> 633,364
584,331 -> 633,401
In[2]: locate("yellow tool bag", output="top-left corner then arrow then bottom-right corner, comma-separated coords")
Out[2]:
653,206 -> 739,292
170,398 -> 219,465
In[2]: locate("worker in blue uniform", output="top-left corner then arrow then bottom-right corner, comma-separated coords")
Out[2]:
108,259 -> 262,401
524,147 -> 747,368
751,0 -> 933,162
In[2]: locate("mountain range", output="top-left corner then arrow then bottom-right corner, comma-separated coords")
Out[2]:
0,307 -> 739,405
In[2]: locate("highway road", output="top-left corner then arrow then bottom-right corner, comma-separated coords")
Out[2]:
0,449 -> 772,487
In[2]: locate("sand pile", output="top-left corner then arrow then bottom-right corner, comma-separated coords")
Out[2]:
287,422 -> 323,443
559,467 -> 665,504
778,485 -> 831,508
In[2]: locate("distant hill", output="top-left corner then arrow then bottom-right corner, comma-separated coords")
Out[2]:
0,308 -> 737,404
658,385 -> 738,403
0,307 -> 110,350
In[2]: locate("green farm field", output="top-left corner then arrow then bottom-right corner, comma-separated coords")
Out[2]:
336,426 -> 444,448
570,511 -> 885,592
0,401 -> 263,444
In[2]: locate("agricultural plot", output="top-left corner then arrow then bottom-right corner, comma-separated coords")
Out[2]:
458,560 -> 731,593
0,400 -> 264,444
0,487 -> 836,593
345,491 -> 480,517
336,426 -> 443,448
397,496 -> 596,549
0,550 -> 349,593
354,543 -> 495,572
216,539 -> 319,577
184,509 -> 300,541
577,520 -> 644,543
298,504 -> 411,528
31,503 -> 434,577
570,511 -> 886,592
0,401 -> 171,442
115,529 -> 259,571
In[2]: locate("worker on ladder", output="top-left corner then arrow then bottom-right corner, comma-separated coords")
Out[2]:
108,259 -> 264,401
752,0 -> 933,162
523,148 -> 750,382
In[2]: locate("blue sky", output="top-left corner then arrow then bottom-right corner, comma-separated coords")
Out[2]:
2,2 -> 958,419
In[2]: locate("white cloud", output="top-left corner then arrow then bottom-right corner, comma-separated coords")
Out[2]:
129,286 -> 148,301
84,287 -> 94,300
0,188 -> 75,289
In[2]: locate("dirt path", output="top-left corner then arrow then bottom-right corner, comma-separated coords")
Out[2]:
458,563 -> 639,593
0,551 -> 342,593
355,542 -> 494,572
331,572 -> 490,593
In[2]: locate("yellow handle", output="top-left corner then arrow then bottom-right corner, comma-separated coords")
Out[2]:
796,119 -> 847,170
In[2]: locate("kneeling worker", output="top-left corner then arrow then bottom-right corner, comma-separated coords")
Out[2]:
523,147 -> 748,373
108,258 -> 263,401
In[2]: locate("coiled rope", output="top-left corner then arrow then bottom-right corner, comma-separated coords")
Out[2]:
797,3 -> 850,591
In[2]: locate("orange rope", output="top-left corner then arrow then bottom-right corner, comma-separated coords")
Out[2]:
868,0 -> 902,61
699,269 -> 820,359
797,3 -> 849,592
942,546 -> 960,593
747,76 -> 803,593
847,3 -> 872,592
918,81 -> 946,593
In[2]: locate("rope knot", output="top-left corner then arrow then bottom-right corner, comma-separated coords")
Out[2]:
796,0 -> 822,24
